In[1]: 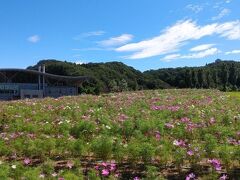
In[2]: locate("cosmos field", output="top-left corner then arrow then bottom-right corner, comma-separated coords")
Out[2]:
0,89 -> 239,179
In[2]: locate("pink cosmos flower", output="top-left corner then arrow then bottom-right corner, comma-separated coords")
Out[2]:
181,117 -> 190,123
110,163 -> 116,171
186,123 -> 196,132
134,177 -> 140,180
102,169 -> 110,176
208,159 -> 222,171
187,150 -> 194,156
119,114 -> 128,122
209,117 -> 216,125
23,158 -> 31,165
58,178 -> 64,180
165,123 -> 174,129
66,161 -> 74,169
101,162 -> 108,167
173,139 -> 187,147
185,173 -> 195,180
219,174 -> 228,180
151,105 -> 165,110
155,131 -> 161,141
167,105 -> 180,112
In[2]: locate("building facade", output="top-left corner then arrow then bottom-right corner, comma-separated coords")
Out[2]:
0,66 -> 88,100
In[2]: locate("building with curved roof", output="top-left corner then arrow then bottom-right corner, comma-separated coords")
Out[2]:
0,65 -> 89,100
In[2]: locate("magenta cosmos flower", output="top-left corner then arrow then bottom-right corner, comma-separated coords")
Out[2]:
208,159 -> 222,171
23,158 -> 31,165
134,177 -> 140,180
102,169 -> 110,176
219,174 -> 228,180
185,173 -> 196,180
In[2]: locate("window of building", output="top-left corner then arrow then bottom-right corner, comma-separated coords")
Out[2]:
32,95 -> 39,98
24,95 -> 31,98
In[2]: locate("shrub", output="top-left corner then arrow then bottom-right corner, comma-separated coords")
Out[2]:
72,139 -> 85,156
62,171 -> 83,180
23,168 -> 41,180
0,164 -> 10,179
70,121 -> 96,140
91,135 -> 113,160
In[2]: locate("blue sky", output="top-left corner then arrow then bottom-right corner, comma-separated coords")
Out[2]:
0,0 -> 240,71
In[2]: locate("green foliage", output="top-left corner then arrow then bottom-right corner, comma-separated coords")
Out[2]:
204,134 -> 217,157
145,60 -> 240,91
87,169 -> 101,180
62,171 -> 84,180
70,121 -> 96,140
146,165 -> 159,179
72,139 -> 85,156
23,168 -> 41,180
0,164 -> 10,179
91,135 -> 113,160
0,89 -> 239,179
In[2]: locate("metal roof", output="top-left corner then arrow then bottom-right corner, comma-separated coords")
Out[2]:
0,68 -> 90,83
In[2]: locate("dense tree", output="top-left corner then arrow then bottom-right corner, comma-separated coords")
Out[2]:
24,59 -> 240,94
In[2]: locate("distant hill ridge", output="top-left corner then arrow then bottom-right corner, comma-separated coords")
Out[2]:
27,59 -> 240,94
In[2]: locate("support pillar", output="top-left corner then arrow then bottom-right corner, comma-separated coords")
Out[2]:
38,66 -> 42,90
42,65 -> 46,96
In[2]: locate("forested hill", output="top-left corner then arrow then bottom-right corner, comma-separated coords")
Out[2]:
28,60 -> 171,94
28,59 -> 240,94
144,59 -> 240,91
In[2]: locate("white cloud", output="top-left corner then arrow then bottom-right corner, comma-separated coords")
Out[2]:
190,44 -> 215,52
162,54 -> 181,61
186,4 -> 203,13
225,0 -> 231,3
116,20 -> 240,59
218,21 -> 240,40
212,8 -> 230,21
75,61 -> 87,65
98,34 -> 134,47
83,31 -> 105,37
72,47 -> 104,51
225,50 -> 240,55
73,31 -> 105,40
27,35 -> 40,43
163,48 -> 220,61
182,48 -> 220,59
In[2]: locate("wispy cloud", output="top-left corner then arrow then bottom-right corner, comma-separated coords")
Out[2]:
186,4 -> 204,13
72,47 -> 104,51
162,54 -> 181,62
218,21 -> 240,40
98,34 -> 134,47
212,8 -> 231,21
73,30 -> 105,40
182,48 -> 220,59
27,35 -> 40,43
190,44 -> 215,52
83,31 -> 105,37
116,20 -> 240,59
225,50 -> 240,55
163,48 -> 220,61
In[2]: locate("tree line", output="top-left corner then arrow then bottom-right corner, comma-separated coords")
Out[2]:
28,59 -> 240,94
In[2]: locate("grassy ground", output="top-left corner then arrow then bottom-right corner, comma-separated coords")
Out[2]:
0,89 -> 239,179
228,91 -> 240,99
